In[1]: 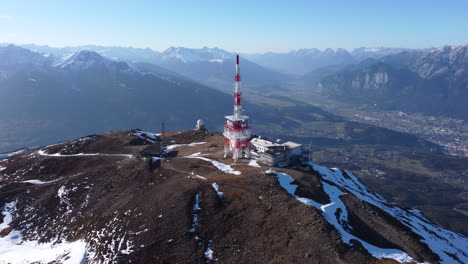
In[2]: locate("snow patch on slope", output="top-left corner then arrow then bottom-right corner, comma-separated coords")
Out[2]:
164,142 -> 206,154
21,179 -> 60,185
0,201 -> 86,264
133,131 -> 159,144
164,144 -> 185,154
204,240 -> 214,261
248,159 -> 260,168
0,147 -> 38,160
308,162 -> 468,264
185,153 -> 241,175
211,183 -> 224,198
189,172 -> 207,180
190,194 -> 201,233
275,171 -> 418,263
0,201 -> 16,231
38,149 -> 133,158
86,211 -> 136,262
57,186 -> 73,213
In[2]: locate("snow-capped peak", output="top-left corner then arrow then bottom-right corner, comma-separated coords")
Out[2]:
51,50 -> 141,75
161,46 -> 233,63
288,48 -> 351,57
53,50 -> 108,70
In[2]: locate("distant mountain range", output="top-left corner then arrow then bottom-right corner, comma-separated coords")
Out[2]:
244,47 -> 415,74
0,45 -> 237,151
2,43 -> 466,120
11,44 -> 289,92
0,44 -> 435,153
15,43 -> 413,70
5,43 -> 422,89
154,47 -> 289,92
19,44 -> 163,63
319,44 -> 468,120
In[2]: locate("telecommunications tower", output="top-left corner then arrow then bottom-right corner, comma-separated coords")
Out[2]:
223,55 -> 252,162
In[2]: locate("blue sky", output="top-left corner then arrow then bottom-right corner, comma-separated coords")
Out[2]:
0,0 -> 467,53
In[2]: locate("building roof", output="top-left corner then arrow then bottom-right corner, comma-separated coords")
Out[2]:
251,138 -> 302,150
250,138 -> 280,148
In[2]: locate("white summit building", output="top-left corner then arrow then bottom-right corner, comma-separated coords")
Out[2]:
250,138 -> 303,166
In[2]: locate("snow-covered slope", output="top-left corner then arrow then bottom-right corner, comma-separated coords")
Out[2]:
53,50 -> 109,70
276,163 -> 468,264
52,50 -> 141,76
0,201 -> 87,263
410,44 -> 468,79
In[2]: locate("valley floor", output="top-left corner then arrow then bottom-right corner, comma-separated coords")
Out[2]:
294,93 -> 468,157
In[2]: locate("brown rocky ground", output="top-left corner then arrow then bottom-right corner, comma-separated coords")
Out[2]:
0,130 -> 465,263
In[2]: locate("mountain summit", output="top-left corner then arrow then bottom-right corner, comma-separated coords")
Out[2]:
53,50 -> 109,70
0,130 -> 466,263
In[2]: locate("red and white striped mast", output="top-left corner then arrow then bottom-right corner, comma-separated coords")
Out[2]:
223,55 -> 251,162
234,55 -> 242,118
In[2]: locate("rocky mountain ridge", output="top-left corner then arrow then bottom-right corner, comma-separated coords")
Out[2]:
0,45 -> 237,152
319,44 -> 468,119
7,43 -> 422,76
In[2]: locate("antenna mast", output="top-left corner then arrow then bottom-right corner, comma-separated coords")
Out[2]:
223,55 -> 252,162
